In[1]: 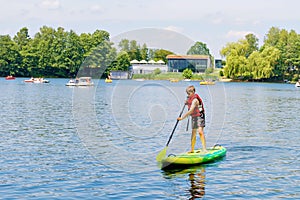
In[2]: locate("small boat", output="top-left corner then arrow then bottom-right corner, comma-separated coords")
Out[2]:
135,78 -> 145,82
105,78 -> 112,83
200,81 -> 215,85
24,78 -> 34,83
33,78 -> 49,83
24,77 -> 49,83
5,75 -> 16,80
295,81 -> 300,87
161,145 -> 226,170
65,79 -> 76,86
66,77 -> 94,86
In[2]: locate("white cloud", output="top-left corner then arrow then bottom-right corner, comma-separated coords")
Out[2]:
39,0 -> 60,10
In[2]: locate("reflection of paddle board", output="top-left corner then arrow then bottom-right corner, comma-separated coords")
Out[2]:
161,145 -> 226,169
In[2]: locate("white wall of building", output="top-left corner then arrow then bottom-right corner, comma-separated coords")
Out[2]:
132,64 -> 167,74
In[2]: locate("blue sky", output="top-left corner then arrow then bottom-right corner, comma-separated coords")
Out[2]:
1,0 -> 299,58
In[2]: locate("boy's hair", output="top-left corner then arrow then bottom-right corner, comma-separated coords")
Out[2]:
186,85 -> 196,94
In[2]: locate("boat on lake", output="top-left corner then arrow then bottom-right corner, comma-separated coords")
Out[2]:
66,77 -> 94,86
105,78 -> 112,83
200,81 -> 215,85
24,77 -> 49,83
65,79 -> 76,86
5,75 -> 16,80
295,80 -> 300,87
135,78 -> 145,82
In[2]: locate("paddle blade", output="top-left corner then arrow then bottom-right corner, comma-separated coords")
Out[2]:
156,147 -> 167,162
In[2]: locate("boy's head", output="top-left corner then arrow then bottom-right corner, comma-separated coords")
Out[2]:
186,85 -> 195,95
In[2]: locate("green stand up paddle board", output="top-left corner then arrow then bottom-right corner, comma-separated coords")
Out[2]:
161,145 -> 227,169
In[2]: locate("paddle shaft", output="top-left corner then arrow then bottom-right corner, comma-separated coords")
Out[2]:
165,104 -> 186,146
186,116 -> 189,131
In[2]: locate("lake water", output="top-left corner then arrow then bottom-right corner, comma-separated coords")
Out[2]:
0,78 -> 299,199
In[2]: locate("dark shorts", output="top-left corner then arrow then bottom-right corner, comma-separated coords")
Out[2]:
191,114 -> 205,129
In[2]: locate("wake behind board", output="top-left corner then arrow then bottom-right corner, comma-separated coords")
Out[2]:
161,145 -> 226,169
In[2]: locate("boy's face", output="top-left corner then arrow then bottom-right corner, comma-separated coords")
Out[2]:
186,90 -> 194,97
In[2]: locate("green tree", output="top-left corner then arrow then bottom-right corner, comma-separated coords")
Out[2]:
259,46 -> 280,79
80,32 -> 94,58
62,30 -> 84,77
13,27 -> 31,51
0,35 -> 22,76
128,40 -> 140,60
187,41 -> 210,55
223,49 -> 248,79
262,27 -> 299,80
32,26 -> 56,76
140,43 -> 148,60
80,39 -> 117,77
13,27 -> 33,76
119,39 -> 147,61
153,49 -> 173,64
263,27 -> 281,47
109,51 -> 130,71
245,33 -> 259,58
118,39 -> 130,52
247,51 -> 261,79
182,68 -> 193,79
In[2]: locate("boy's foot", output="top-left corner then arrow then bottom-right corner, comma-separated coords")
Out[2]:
188,150 -> 194,153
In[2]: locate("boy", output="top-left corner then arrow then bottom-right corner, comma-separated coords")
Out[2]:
177,85 -> 207,153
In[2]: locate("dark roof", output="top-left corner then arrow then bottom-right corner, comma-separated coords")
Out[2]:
166,55 -> 209,60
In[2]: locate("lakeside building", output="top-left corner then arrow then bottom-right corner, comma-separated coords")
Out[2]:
110,70 -> 133,79
166,55 -> 212,73
215,59 -> 223,68
130,59 -> 167,74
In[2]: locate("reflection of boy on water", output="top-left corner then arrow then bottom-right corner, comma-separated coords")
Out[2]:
188,168 -> 206,199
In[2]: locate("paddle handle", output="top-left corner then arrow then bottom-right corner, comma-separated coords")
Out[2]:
166,104 -> 186,146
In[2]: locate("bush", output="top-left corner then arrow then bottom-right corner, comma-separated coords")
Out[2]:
219,70 -> 224,77
205,67 -> 214,74
153,68 -> 161,75
182,68 -> 193,79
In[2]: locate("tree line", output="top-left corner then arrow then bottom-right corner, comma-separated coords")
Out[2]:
220,27 -> 300,82
3,25 -> 298,81
0,26 -> 178,78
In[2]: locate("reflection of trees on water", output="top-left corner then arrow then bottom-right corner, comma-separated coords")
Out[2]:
188,167 -> 205,199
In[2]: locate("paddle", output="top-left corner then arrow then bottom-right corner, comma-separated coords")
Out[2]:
186,116 -> 190,131
156,104 -> 186,162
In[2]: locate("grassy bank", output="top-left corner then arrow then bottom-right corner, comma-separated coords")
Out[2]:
132,69 -> 220,81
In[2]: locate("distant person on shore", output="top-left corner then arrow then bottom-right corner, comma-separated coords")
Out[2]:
177,85 -> 207,153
